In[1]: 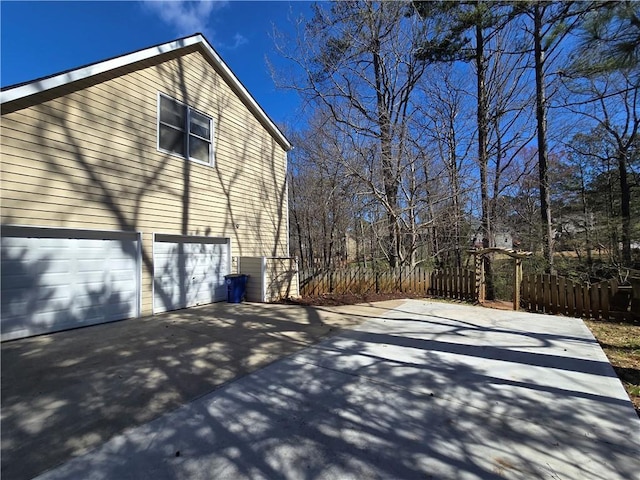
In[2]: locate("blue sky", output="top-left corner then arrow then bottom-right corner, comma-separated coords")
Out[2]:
1,1 -> 314,125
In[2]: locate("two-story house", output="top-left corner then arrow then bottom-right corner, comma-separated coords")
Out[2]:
1,34 -> 296,340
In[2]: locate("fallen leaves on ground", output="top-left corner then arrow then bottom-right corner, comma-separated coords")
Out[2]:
585,319 -> 640,418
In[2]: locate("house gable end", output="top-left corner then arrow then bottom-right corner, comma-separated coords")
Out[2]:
1,34 -> 291,151
1,47 -> 194,115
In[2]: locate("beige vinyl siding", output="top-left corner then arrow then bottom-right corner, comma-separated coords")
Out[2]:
1,49 -> 288,315
237,257 -> 266,302
235,256 -> 299,302
266,258 -> 299,301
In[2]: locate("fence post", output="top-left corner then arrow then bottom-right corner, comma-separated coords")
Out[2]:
602,280 -> 611,320
550,275 -> 559,315
540,274 -> 548,313
575,281 -> 582,317
583,284 -> 591,318
558,276 -> 566,315
312,271 -> 318,296
429,271 -> 434,296
567,281 -> 576,317
445,268 -> 449,298
514,259 -> 522,311
590,283 -> 600,319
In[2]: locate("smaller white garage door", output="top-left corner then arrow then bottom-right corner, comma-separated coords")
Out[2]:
1,226 -> 141,341
153,234 -> 230,314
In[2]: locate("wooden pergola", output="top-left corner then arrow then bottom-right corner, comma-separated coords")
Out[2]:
471,247 -> 533,310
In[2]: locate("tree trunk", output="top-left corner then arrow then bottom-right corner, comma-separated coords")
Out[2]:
476,3 -> 494,299
619,152 -> 631,266
579,164 -> 593,267
477,10 -> 489,248
448,117 -> 462,268
607,160 -> 617,259
373,38 -> 399,268
534,4 -> 555,273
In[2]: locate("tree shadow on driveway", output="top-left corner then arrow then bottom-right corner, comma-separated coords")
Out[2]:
23,300 -> 640,480
0,301 -> 380,480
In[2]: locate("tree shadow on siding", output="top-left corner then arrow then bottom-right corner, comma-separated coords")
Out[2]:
211,102 -> 289,259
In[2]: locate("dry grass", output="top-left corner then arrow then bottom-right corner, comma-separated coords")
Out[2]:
584,319 -> 640,417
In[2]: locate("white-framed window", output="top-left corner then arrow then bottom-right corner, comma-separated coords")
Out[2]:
157,93 -> 213,165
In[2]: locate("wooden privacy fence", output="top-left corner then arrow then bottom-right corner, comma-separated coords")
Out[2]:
521,274 -> 638,320
299,266 -> 475,301
429,268 -> 476,301
300,267 -> 638,320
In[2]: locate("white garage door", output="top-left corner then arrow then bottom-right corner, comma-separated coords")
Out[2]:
153,234 -> 230,314
1,226 -> 141,341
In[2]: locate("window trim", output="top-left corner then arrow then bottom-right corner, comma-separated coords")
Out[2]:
157,92 -> 214,167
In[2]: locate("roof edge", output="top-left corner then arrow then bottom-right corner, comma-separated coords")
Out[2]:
1,34 -> 292,151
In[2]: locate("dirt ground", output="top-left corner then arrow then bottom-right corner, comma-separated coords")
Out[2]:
282,292 -> 429,307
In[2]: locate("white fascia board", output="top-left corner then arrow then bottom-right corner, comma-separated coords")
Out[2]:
1,34 -> 292,151
195,36 -> 292,151
0,36 -> 200,104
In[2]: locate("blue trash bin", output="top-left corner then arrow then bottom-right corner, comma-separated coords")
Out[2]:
224,274 -> 249,303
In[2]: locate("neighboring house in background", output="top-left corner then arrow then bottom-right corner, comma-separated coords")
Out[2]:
493,232 -> 513,250
1,34 -> 297,341
471,231 -> 514,250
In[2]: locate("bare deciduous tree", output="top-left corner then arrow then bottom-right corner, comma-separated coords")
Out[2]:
274,1 -> 428,267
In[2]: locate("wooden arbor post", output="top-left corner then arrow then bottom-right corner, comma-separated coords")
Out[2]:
470,248 -> 532,310
514,257 -> 523,311
473,251 -> 485,304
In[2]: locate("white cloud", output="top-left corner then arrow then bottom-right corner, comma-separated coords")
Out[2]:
142,0 -> 250,52
231,33 -> 248,49
142,1 -> 227,37
222,33 -> 248,50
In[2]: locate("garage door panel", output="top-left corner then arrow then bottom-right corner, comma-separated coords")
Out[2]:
4,274 -> 66,291
5,257 -> 72,276
153,236 -> 229,314
1,229 -> 140,341
39,260 -> 73,275
74,298 -> 133,316
104,277 -> 138,289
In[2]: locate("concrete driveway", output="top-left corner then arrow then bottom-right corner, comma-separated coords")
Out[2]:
1,300 -> 386,480
4,300 -> 640,479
